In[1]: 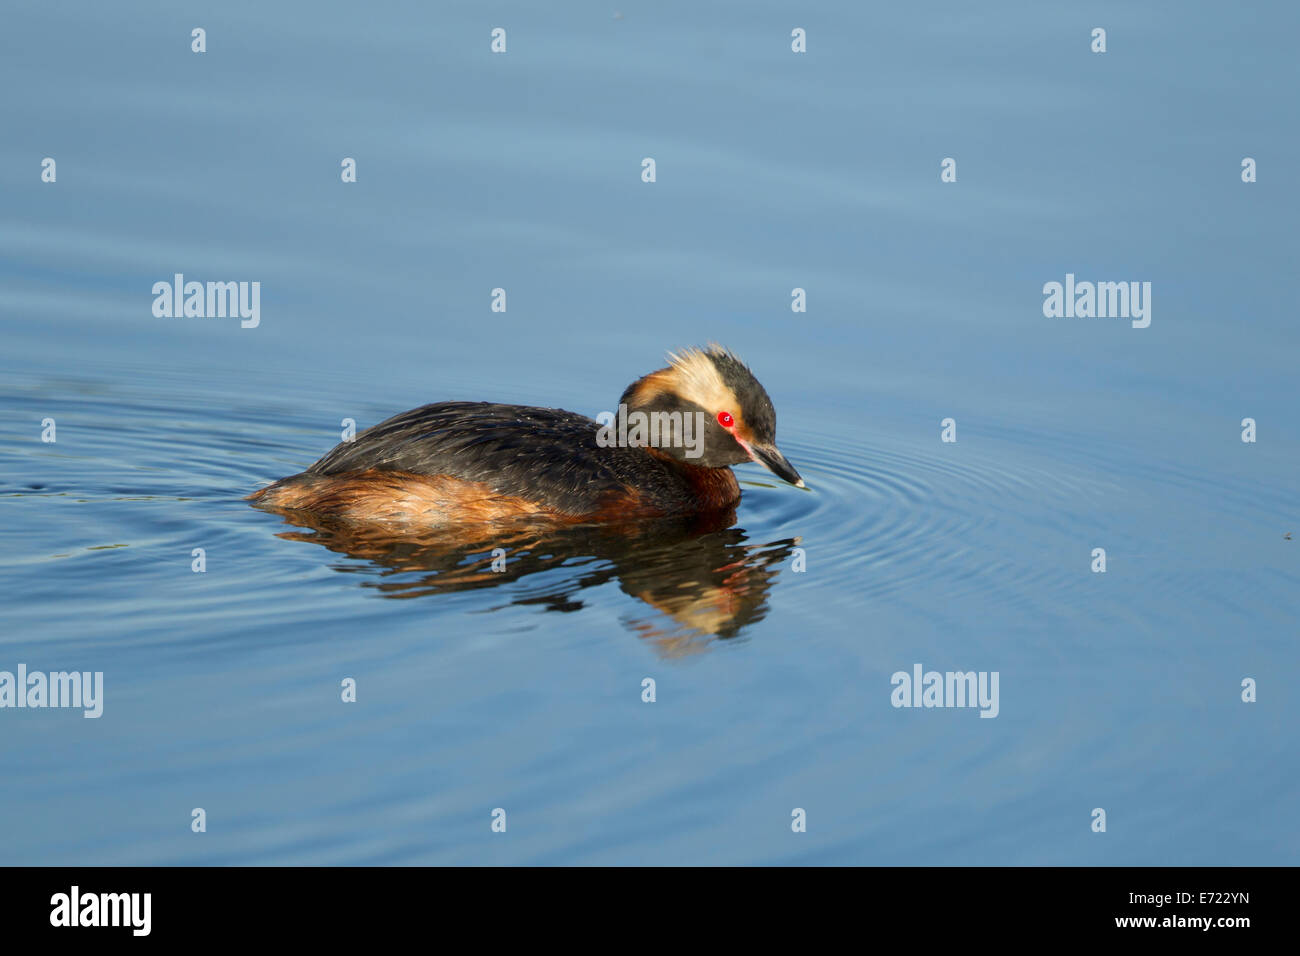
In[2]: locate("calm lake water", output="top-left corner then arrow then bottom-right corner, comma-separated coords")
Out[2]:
2,1 -> 1296,865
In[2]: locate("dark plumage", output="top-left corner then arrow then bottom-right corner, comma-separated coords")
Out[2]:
306,401 -> 709,515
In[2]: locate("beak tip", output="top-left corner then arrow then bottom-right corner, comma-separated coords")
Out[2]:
746,442 -> 804,489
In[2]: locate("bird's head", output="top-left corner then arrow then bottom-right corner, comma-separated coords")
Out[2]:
617,344 -> 803,486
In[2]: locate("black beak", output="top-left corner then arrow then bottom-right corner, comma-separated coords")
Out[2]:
750,443 -> 805,488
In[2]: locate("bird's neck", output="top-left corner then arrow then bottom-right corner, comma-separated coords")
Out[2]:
647,448 -> 740,510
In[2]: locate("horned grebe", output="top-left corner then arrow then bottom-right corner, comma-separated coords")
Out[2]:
248,345 -> 803,525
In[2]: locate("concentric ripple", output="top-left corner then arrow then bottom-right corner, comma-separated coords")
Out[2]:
733,415 -> 1294,629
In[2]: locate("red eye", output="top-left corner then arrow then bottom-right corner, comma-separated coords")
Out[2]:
717,411 -> 734,428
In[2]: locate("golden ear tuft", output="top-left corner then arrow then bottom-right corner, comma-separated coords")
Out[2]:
665,343 -> 745,373
660,345 -> 741,415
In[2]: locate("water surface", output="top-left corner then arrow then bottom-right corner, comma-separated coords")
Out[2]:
1,1 -> 1296,864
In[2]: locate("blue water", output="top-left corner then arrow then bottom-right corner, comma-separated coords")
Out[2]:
2,1 -> 1296,864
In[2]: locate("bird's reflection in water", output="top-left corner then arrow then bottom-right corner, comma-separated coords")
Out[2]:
258,506 -> 798,656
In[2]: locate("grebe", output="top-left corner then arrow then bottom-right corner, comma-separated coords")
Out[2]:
248,345 -> 803,525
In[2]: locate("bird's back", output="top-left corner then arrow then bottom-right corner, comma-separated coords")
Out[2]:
307,402 -> 636,514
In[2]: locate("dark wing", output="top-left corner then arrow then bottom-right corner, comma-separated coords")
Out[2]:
304,401 -> 668,515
